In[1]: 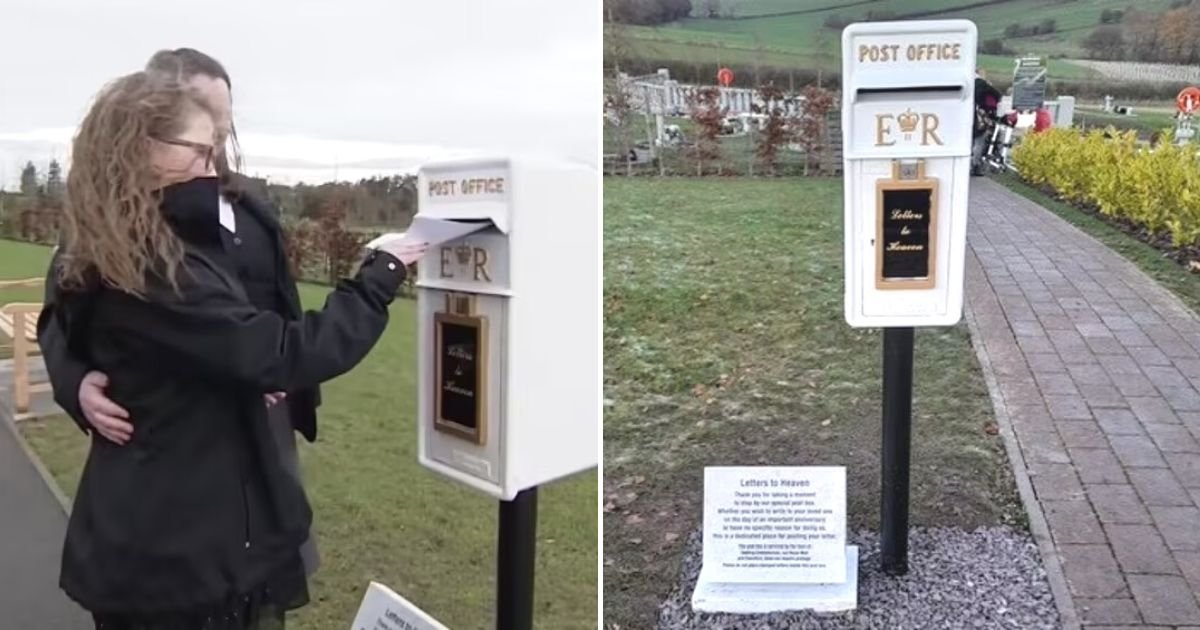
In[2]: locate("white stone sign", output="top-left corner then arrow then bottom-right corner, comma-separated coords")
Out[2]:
692,466 -> 858,614
702,466 -> 847,584
350,582 -> 448,630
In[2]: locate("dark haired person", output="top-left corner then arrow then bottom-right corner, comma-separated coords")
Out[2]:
38,48 -> 326,576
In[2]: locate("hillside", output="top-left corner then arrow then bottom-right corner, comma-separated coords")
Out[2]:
609,0 -> 1188,89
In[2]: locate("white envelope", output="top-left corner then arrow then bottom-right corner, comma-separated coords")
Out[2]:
366,216 -> 489,251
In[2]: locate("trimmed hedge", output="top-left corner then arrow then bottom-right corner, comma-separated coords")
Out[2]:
1013,127 -> 1200,246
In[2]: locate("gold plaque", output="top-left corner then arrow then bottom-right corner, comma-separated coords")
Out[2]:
876,161 -> 938,290
433,295 -> 488,444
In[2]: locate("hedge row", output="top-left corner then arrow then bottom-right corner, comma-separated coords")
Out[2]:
1013,128 -> 1200,246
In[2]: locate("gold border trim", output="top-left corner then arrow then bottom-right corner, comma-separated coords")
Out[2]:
875,161 -> 938,291
434,310 -> 489,445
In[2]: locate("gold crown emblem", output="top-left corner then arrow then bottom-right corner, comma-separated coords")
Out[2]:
897,109 -> 919,135
455,242 -> 473,265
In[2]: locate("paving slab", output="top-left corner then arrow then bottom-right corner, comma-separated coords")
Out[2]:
966,179 -> 1200,627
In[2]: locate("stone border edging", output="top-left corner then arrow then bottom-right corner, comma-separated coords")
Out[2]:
963,251 -> 1080,630
1,415 -> 72,516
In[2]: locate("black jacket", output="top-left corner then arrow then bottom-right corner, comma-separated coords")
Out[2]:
38,175 -> 326,442
975,76 -> 1002,114
51,178 -> 406,613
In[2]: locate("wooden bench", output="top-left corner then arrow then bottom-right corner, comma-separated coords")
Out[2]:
0,278 -> 51,417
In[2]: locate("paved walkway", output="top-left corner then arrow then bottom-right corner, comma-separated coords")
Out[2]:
967,179 -> 1200,629
0,414 -> 90,627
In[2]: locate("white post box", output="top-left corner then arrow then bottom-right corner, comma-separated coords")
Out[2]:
841,20 -> 977,328
415,156 -> 599,500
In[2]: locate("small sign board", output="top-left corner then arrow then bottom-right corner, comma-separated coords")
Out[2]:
701,466 -> 847,585
1012,56 -> 1047,111
350,582 -> 449,630
1178,86 -> 1200,115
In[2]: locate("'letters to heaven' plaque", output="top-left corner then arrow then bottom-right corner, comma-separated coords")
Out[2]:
435,298 -> 488,444
876,161 -> 938,290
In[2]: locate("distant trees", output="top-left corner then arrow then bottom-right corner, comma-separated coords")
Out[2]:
687,86 -> 726,175
1083,25 -> 1126,60
20,162 -> 38,196
1004,19 -> 1057,38
980,38 -> 1013,55
823,14 -> 851,30
793,85 -> 836,176
605,0 -> 693,25
752,83 -> 788,175
45,160 -> 64,206
1083,5 -> 1200,63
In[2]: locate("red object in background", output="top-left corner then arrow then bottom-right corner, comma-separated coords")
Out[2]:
717,67 -> 734,86
1178,86 -> 1200,114
1034,108 -> 1052,132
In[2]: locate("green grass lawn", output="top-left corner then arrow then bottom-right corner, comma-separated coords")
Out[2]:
604,114 -> 821,176
996,174 -> 1200,316
1073,105 -> 1179,140
5,239 -> 597,630
603,177 -> 1023,629
614,0 -> 1137,80
0,238 -> 51,302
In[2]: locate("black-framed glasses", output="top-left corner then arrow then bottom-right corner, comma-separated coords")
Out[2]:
152,136 -> 214,171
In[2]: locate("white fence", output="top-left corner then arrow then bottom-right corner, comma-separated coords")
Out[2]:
618,69 -> 804,117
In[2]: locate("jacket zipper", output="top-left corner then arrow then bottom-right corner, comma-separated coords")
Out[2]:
241,481 -> 251,549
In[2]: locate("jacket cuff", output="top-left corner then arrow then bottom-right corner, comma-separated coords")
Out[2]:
360,250 -> 408,291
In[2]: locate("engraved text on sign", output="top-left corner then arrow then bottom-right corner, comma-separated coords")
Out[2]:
434,311 -> 487,444
881,188 -> 933,280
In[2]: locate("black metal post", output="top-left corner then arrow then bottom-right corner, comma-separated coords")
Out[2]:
497,486 -> 538,630
881,327 -> 914,576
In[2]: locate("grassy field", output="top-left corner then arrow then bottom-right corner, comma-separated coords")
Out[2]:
1073,104 -> 1179,139
621,23 -> 1094,80
996,174 -> 1200,317
603,178 -> 1023,628
0,238 -> 50,300
604,114 -> 826,176
3,239 -> 597,629
611,0 -> 1197,82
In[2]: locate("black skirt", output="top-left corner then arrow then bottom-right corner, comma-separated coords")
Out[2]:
89,553 -> 308,630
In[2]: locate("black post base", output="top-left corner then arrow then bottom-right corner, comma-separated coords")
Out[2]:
881,327 -> 914,576
497,486 -> 538,630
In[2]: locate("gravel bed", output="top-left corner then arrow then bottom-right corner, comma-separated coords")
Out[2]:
657,527 -> 1061,630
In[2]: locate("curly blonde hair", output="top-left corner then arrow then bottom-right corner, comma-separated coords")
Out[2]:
59,71 -> 212,297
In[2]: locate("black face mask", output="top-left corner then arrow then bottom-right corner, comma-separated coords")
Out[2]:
160,176 -> 221,242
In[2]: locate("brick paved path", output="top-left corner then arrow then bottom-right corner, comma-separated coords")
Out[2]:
967,179 -> 1200,629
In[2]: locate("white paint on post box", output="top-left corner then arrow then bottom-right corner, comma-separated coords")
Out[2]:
842,20 -> 977,328
416,156 -> 599,501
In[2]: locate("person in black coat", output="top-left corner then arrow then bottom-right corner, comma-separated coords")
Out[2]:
46,71 -> 425,629
37,49 -> 327,576
972,69 -> 1004,175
